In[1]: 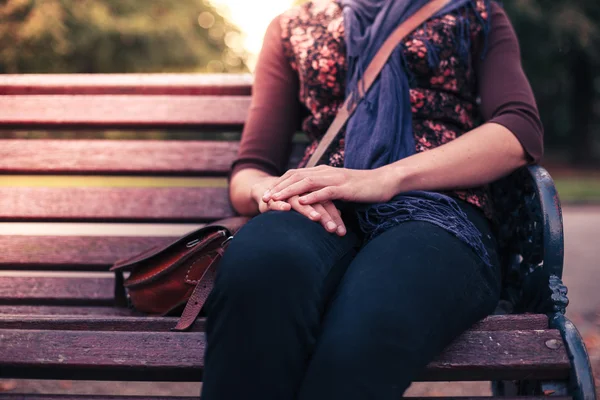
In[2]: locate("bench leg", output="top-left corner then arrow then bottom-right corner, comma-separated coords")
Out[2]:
551,313 -> 597,400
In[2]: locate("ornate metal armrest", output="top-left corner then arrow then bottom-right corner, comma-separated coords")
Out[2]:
491,165 -> 568,315
492,167 -> 596,400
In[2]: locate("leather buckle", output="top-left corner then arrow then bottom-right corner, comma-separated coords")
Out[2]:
221,235 -> 234,248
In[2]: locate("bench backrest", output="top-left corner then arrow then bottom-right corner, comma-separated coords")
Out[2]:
0,74 -> 275,309
0,74 -> 564,316
0,74 -> 259,224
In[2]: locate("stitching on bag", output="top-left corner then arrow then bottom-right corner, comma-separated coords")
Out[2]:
185,252 -> 217,285
125,230 -> 227,287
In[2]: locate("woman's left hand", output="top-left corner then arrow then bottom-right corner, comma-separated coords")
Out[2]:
262,165 -> 395,205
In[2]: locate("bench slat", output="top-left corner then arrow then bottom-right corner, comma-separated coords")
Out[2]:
0,316 -> 199,332
0,95 -> 249,129
408,398 -> 572,400
0,396 -> 196,400
470,313 -> 548,331
0,140 -> 239,175
0,273 -> 551,333
0,140 -> 306,175
0,236 -> 176,271
0,274 -> 114,306
0,187 -> 233,222
0,306 -> 140,316
0,73 -> 252,95
0,329 -> 569,382
0,315 -> 548,333
0,396 -> 573,399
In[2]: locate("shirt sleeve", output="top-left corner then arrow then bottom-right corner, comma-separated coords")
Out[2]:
230,15 -> 301,178
476,3 -> 544,163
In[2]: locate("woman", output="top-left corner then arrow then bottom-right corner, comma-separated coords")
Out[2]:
202,0 -> 543,398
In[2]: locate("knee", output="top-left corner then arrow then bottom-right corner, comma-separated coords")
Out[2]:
211,212 -> 324,305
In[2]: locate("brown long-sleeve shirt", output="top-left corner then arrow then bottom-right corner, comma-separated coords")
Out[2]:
233,2 -> 543,196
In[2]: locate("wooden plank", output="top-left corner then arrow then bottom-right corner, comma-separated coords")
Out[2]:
0,187 -> 234,222
0,305 -> 140,316
0,236 -> 175,271
0,140 -> 239,175
0,141 -> 306,175
0,396 -> 197,400
407,398 -> 572,400
0,397 -> 574,400
0,222 -> 203,237
0,329 -> 569,382
0,273 -> 114,306
470,314 -> 548,331
0,316 -> 202,332
0,95 -> 250,129
408,398 -> 572,400
422,330 -> 569,382
0,315 -> 546,333
0,73 -> 252,95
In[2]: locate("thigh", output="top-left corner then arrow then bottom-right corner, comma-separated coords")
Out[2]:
299,218 -> 502,399
202,211 -> 361,400
211,210 -> 360,302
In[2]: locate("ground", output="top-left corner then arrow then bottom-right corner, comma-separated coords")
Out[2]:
1,206 -> 598,397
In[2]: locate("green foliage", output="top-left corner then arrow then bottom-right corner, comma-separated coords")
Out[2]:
554,177 -> 600,203
502,0 -> 599,164
0,0 -> 248,73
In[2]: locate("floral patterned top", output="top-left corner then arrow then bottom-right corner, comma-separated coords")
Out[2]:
232,0 -> 543,219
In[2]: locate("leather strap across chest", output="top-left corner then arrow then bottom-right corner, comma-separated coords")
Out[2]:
306,0 -> 451,168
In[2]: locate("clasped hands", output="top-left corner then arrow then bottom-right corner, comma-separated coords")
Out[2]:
251,165 -> 394,237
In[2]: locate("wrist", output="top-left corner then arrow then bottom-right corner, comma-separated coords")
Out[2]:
231,169 -> 275,216
379,163 -> 413,199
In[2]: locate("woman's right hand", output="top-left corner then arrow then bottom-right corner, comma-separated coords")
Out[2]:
250,177 -> 346,236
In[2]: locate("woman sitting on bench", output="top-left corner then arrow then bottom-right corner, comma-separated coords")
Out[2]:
201,0 -> 543,399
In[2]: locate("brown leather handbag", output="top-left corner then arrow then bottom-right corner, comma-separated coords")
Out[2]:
110,0 -> 451,332
111,217 -> 249,331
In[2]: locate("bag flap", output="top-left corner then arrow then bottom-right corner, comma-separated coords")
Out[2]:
109,216 -> 249,273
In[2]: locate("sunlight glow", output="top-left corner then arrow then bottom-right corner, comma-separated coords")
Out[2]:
209,0 -> 294,70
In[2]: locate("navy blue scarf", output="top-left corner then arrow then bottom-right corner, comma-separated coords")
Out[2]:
341,0 -> 492,266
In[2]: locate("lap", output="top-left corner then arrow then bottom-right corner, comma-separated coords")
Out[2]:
298,218 -> 502,398
215,204 -> 500,316
325,219 -> 501,327
211,210 -> 359,304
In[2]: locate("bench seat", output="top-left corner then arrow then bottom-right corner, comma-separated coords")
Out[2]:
0,312 -> 569,382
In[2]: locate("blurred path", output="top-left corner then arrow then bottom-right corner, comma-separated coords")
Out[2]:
563,205 -> 600,320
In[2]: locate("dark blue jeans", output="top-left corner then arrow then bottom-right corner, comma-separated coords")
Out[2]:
201,202 -> 501,400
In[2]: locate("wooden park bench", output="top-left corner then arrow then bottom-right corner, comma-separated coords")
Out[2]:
0,74 -> 595,399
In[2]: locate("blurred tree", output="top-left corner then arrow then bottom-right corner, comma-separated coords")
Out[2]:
0,0 -> 248,73
503,0 -> 599,165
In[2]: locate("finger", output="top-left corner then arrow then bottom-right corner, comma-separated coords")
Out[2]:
258,200 -> 270,214
312,203 -> 338,233
298,186 -> 341,205
263,166 -> 333,201
267,200 -> 292,212
288,196 -> 322,221
323,201 -> 346,236
270,176 -> 330,201
263,172 -> 302,201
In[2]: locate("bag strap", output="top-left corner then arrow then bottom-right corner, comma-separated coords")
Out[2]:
170,0 -> 452,331
306,0 -> 451,168
172,246 -> 227,331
